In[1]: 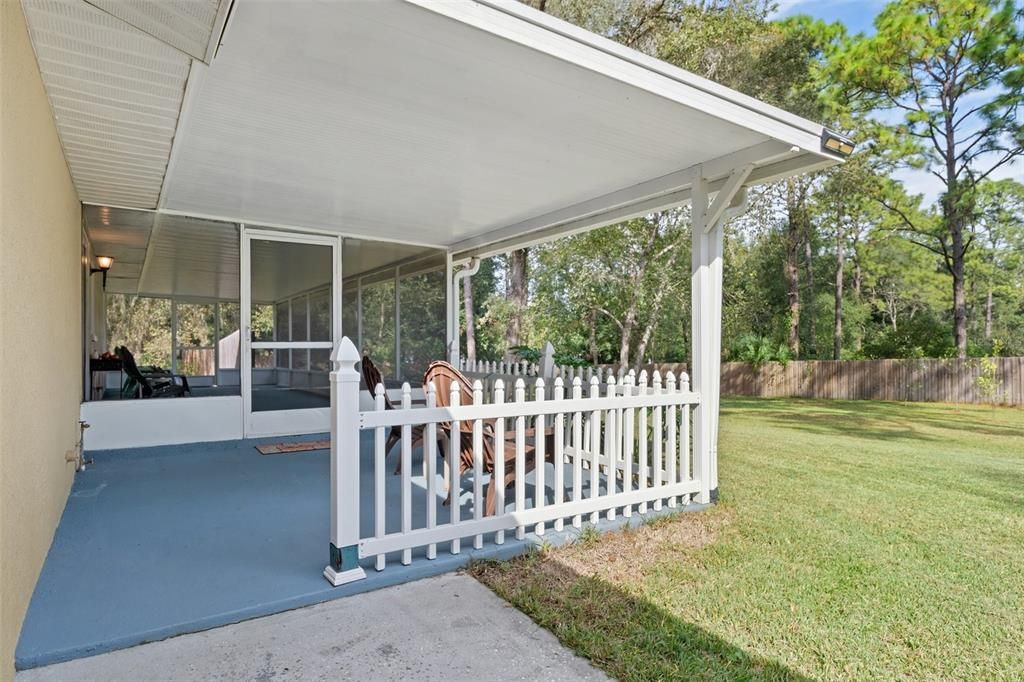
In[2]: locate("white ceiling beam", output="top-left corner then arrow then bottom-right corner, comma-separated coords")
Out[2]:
704,164 -> 754,233
744,153 -> 837,186
449,140 -> 804,259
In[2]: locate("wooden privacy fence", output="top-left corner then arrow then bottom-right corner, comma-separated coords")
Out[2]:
720,357 -> 1024,406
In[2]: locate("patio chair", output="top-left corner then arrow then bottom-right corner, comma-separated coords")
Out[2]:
423,361 -> 557,515
117,346 -> 190,398
360,354 -> 431,474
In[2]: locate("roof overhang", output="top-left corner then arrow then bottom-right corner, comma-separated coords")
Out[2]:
25,0 -> 843,260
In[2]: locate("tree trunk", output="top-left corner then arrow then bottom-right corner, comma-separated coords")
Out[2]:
635,287 -> 668,366
588,308 -> 599,365
985,287 -> 993,340
854,259 -> 862,300
782,178 -> 806,358
784,179 -> 804,359
945,194 -> 968,358
462,274 -> 476,363
618,305 -> 637,367
804,221 -> 816,357
833,216 -> 844,360
952,251 -> 967,358
943,108 -> 969,359
508,248 -> 528,348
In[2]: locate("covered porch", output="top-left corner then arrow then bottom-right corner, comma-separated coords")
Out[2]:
16,0 -> 843,670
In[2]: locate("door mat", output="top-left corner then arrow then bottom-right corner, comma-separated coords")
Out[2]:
256,440 -> 331,455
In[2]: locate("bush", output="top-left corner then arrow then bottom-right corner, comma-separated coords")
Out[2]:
728,334 -> 791,367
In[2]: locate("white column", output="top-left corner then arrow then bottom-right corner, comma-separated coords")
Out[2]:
707,217 -> 725,494
690,174 -> 724,504
325,336 -> 367,586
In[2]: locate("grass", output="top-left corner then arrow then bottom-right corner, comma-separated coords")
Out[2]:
469,398 -> 1024,681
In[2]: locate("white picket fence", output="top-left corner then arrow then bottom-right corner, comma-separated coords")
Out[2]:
459,358 -> 540,377
459,354 -> 648,402
326,338 -> 702,584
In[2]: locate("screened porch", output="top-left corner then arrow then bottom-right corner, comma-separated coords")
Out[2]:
80,207 -> 448,450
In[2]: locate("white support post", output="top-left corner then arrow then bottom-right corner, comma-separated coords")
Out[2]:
690,174 -> 714,504
325,336 -> 367,586
707,208 -> 725,495
691,170 -> 737,503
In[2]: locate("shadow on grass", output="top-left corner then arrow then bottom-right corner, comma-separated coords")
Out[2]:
722,397 -> 1024,442
470,556 -> 810,682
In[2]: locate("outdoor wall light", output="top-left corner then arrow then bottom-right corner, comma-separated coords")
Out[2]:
821,129 -> 855,157
91,255 -> 114,288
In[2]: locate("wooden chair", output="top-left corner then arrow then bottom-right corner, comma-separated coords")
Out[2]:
423,361 -> 557,516
360,354 -> 429,474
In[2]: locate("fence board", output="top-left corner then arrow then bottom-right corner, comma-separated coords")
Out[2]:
718,357 -> 1024,406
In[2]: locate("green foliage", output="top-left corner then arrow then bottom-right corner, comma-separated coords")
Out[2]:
728,333 -> 791,366
508,345 -> 540,363
508,345 -> 589,367
976,339 -> 1005,403
830,0 -> 1024,355
466,0 -> 1024,365
105,295 -> 172,368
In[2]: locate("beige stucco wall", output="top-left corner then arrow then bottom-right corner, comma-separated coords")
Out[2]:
0,1 -> 82,679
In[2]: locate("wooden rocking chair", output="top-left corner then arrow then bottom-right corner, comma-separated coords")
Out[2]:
423,361 -> 557,516
361,354 -> 431,474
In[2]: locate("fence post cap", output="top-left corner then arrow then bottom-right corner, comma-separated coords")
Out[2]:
331,336 -> 360,365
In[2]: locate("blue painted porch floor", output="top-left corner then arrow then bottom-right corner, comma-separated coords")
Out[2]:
17,433 -> 705,670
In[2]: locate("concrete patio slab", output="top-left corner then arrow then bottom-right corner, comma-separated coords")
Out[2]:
17,573 -> 609,682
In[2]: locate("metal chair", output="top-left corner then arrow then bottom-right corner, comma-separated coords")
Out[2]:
361,354 -> 431,474
117,346 -> 190,398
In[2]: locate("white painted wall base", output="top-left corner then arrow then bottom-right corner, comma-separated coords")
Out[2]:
80,396 -> 243,450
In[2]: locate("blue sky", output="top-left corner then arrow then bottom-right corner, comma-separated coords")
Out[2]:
770,0 -> 888,35
768,0 -> 1021,207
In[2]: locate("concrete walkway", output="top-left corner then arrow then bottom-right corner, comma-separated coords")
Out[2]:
18,574 -> 609,681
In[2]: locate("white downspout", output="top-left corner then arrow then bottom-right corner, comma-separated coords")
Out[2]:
448,257 -> 481,365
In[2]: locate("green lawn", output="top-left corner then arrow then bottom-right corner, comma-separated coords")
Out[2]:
470,398 -> 1024,681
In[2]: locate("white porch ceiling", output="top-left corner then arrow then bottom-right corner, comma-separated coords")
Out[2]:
84,206 -> 440,300
31,0 -> 841,254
